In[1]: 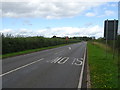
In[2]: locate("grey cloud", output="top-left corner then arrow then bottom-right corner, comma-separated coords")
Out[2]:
1,2 -> 104,19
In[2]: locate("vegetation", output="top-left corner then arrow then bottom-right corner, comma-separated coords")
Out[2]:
87,42 -> 118,88
95,35 -> 120,54
2,43 -> 74,59
52,36 -> 94,41
1,34 -> 81,55
71,36 -> 94,41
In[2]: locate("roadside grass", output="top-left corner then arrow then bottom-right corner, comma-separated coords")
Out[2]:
92,42 -> 112,52
87,42 -> 118,88
2,43 -> 77,59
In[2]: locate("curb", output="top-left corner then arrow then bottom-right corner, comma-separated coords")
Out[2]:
87,62 -> 91,88
87,47 -> 91,89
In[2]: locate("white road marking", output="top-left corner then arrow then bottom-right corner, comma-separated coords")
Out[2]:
0,58 -> 44,77
72,58 -> 83,66
68,47 -> 71,50
80,58 -> 84,61
51,57 -> 62,63
57,57 -> 69,64
78,47 -> 86,89
74,58 -> 82,66
72,58 -> 76,65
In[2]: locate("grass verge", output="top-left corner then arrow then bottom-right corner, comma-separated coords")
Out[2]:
87,42 -> 118,88
2,43 -> 76,59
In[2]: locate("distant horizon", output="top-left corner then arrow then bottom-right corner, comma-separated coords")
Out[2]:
0,33 -> 97,39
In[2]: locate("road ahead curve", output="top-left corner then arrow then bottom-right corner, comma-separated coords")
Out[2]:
2,42 -> 87,88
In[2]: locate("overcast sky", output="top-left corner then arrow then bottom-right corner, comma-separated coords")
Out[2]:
0,0 -> 119,38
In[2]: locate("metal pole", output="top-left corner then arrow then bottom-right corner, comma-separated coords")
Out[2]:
106,19 -> 108,58
118,2 -> 120,88
113,19 -> 116,59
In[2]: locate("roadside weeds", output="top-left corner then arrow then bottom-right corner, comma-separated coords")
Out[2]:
87,42 -> 118,88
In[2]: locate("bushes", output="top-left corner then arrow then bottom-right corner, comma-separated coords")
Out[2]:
1,34 -> 80,54
95,35 -> 120,53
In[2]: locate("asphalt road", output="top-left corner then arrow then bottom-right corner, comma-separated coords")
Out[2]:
2,42 -> 87,88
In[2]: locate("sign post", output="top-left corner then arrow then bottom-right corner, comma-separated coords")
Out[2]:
66,36 -> 69,43
105,19 -> 108,58
104,19 -> 118,59
113,19 -> 116,59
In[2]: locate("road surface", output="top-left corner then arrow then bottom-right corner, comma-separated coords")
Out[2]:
1,42 -> 87,88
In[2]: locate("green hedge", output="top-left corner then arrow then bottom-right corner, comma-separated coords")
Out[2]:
2,35 -> 80,54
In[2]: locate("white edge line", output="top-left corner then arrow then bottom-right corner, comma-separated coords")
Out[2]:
78,46 -> 86,89
0,58 -> 44,77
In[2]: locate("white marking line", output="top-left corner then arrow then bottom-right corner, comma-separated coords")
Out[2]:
0,58 -> 44,77
80,58 -> 84,61
72,58 -> 76,65
74,59 -> 82,66
68,47 -> 71,50
51,57 -> 62,63
72,58 -> 83,66
57,57 -> 69,64
78,47 -> 86,89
